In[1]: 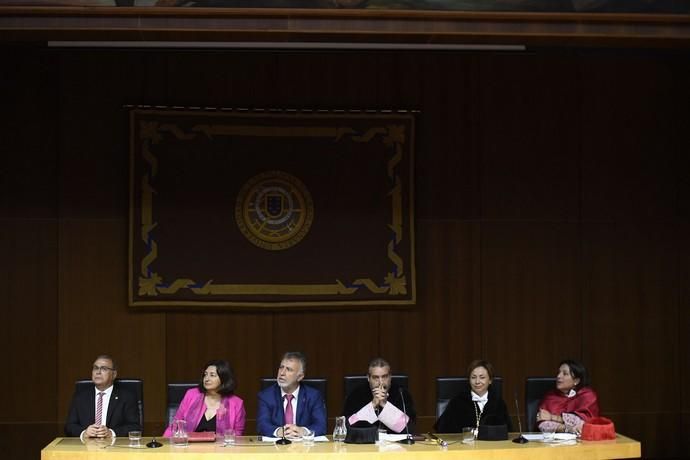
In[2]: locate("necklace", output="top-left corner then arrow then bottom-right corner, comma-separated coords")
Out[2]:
474,401 -> 483,435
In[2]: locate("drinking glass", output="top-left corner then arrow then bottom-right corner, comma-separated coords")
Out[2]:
224,428 -> 236,446
461,427 -> 475,444
128,431 -> 142,447
302,431 -> 315,446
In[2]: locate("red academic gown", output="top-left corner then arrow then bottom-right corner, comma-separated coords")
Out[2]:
539,387 -> 600,422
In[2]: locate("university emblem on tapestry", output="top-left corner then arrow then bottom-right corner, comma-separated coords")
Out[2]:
129,108 -> 416,308
235,171 -> 314,251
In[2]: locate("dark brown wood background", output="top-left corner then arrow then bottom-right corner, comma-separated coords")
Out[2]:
1,45 -> 688,460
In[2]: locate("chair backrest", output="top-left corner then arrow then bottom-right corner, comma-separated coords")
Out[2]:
343,374 -> 409,399
259,377 -> 328,406
166,382 -> 197,425
435,376 -> 504,418
75,378 -> 144,430
525,377 -> 556,432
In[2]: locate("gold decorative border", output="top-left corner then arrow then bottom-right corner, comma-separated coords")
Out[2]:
129,110 -> 416,307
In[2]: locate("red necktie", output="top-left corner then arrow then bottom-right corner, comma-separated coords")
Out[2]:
284,394 -> 294,425
95,392 -> 105,426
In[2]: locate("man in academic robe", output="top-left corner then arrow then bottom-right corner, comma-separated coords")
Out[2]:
342,357 -> 416,434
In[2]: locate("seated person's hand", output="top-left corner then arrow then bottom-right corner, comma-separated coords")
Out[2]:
282,424 -> 302,439
536,409 -> 552,422
372,386 -> 388,407
85,424 -> 111,438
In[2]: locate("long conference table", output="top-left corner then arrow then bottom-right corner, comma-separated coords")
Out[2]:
42,434 -> 641,460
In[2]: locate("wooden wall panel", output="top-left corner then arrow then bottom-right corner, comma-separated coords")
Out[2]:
415,54 -> 479,220
582,223 -> 680,413
478,54 -> 580,221
0,47 -> 58,219
680,221 -> 690,457
380,220 -> 481,429
57,51 -> 131,219
1,46 -> 689,460
481,222 -> 581,400
579,54 -> 682,221
0,222 -> 58,421
0,423 -> 60,460
57,220 -> 166,429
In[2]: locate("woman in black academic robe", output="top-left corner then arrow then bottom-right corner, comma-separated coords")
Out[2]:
434,360 -> 512,433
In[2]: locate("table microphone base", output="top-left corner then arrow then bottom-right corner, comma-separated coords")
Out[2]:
275,438 -> 292,445
146,438 -> 163,448
512,435 -> 529,444
397,436 -> 415,444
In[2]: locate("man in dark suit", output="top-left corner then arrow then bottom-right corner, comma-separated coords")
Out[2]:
64,354 -> 141,439
257,351 -> 327,437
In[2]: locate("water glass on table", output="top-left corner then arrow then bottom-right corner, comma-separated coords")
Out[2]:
462,427 -> 475,444
224,428 -> 236,446
302,431 -> 315,446
128,431 -> 142,447
542,425 -> 556,443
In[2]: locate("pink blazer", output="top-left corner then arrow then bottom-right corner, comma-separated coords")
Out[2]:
163,388 -> 246,436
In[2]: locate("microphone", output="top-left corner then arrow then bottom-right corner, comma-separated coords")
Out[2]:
512,389 -> 529,444
396,387 -> 415,445
275,425 -> 292,445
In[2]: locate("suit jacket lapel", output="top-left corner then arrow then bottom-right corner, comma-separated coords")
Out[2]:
106,387 -> 118,426
295,385 -> 305,425
276,385 -> 285,423
86,389 -> 96,424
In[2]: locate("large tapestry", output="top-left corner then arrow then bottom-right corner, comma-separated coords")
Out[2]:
129,109 -> 415,308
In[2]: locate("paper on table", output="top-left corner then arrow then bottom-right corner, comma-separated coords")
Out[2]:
260,436 -> 329,443
521,433 -> 577,442
378,433 -> 408,442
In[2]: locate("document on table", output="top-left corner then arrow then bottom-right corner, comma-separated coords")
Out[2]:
260,436 -> 329,442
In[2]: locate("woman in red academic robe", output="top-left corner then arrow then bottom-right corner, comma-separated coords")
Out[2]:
536,359 -> 599,435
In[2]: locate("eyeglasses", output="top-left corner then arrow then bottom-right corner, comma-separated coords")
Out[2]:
92,366 -> 114,373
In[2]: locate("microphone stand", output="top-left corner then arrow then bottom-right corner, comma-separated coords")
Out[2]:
512,390 -> 529,444
146,437 -> 162,448
275,426 -> 292,445
396,387 -> 415,444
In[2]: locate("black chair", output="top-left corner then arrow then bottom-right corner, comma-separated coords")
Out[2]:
525,377 -> 556,432
259,377 -> 328,406
75,378 -> 144,430
435,376 -> 504,418
166,382 -> 197,425
343,374 -> 409,399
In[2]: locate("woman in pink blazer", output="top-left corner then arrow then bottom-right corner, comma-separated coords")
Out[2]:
164,360 -> 246,436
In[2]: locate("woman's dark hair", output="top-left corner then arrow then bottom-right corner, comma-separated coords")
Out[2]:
198,359 -> 236,396
560,359 -> 590,389
467,359 -> 495,381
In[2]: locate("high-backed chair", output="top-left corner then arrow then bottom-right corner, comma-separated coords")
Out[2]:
259,377 -> 328,406
525,377 -> 556,432
435,376 -> 504,418
343,375 -> 409,399
75,378 -> 144,430
166,382 -> 197,425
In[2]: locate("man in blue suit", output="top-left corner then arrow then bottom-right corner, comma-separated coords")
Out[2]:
257,351 -> 327,437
